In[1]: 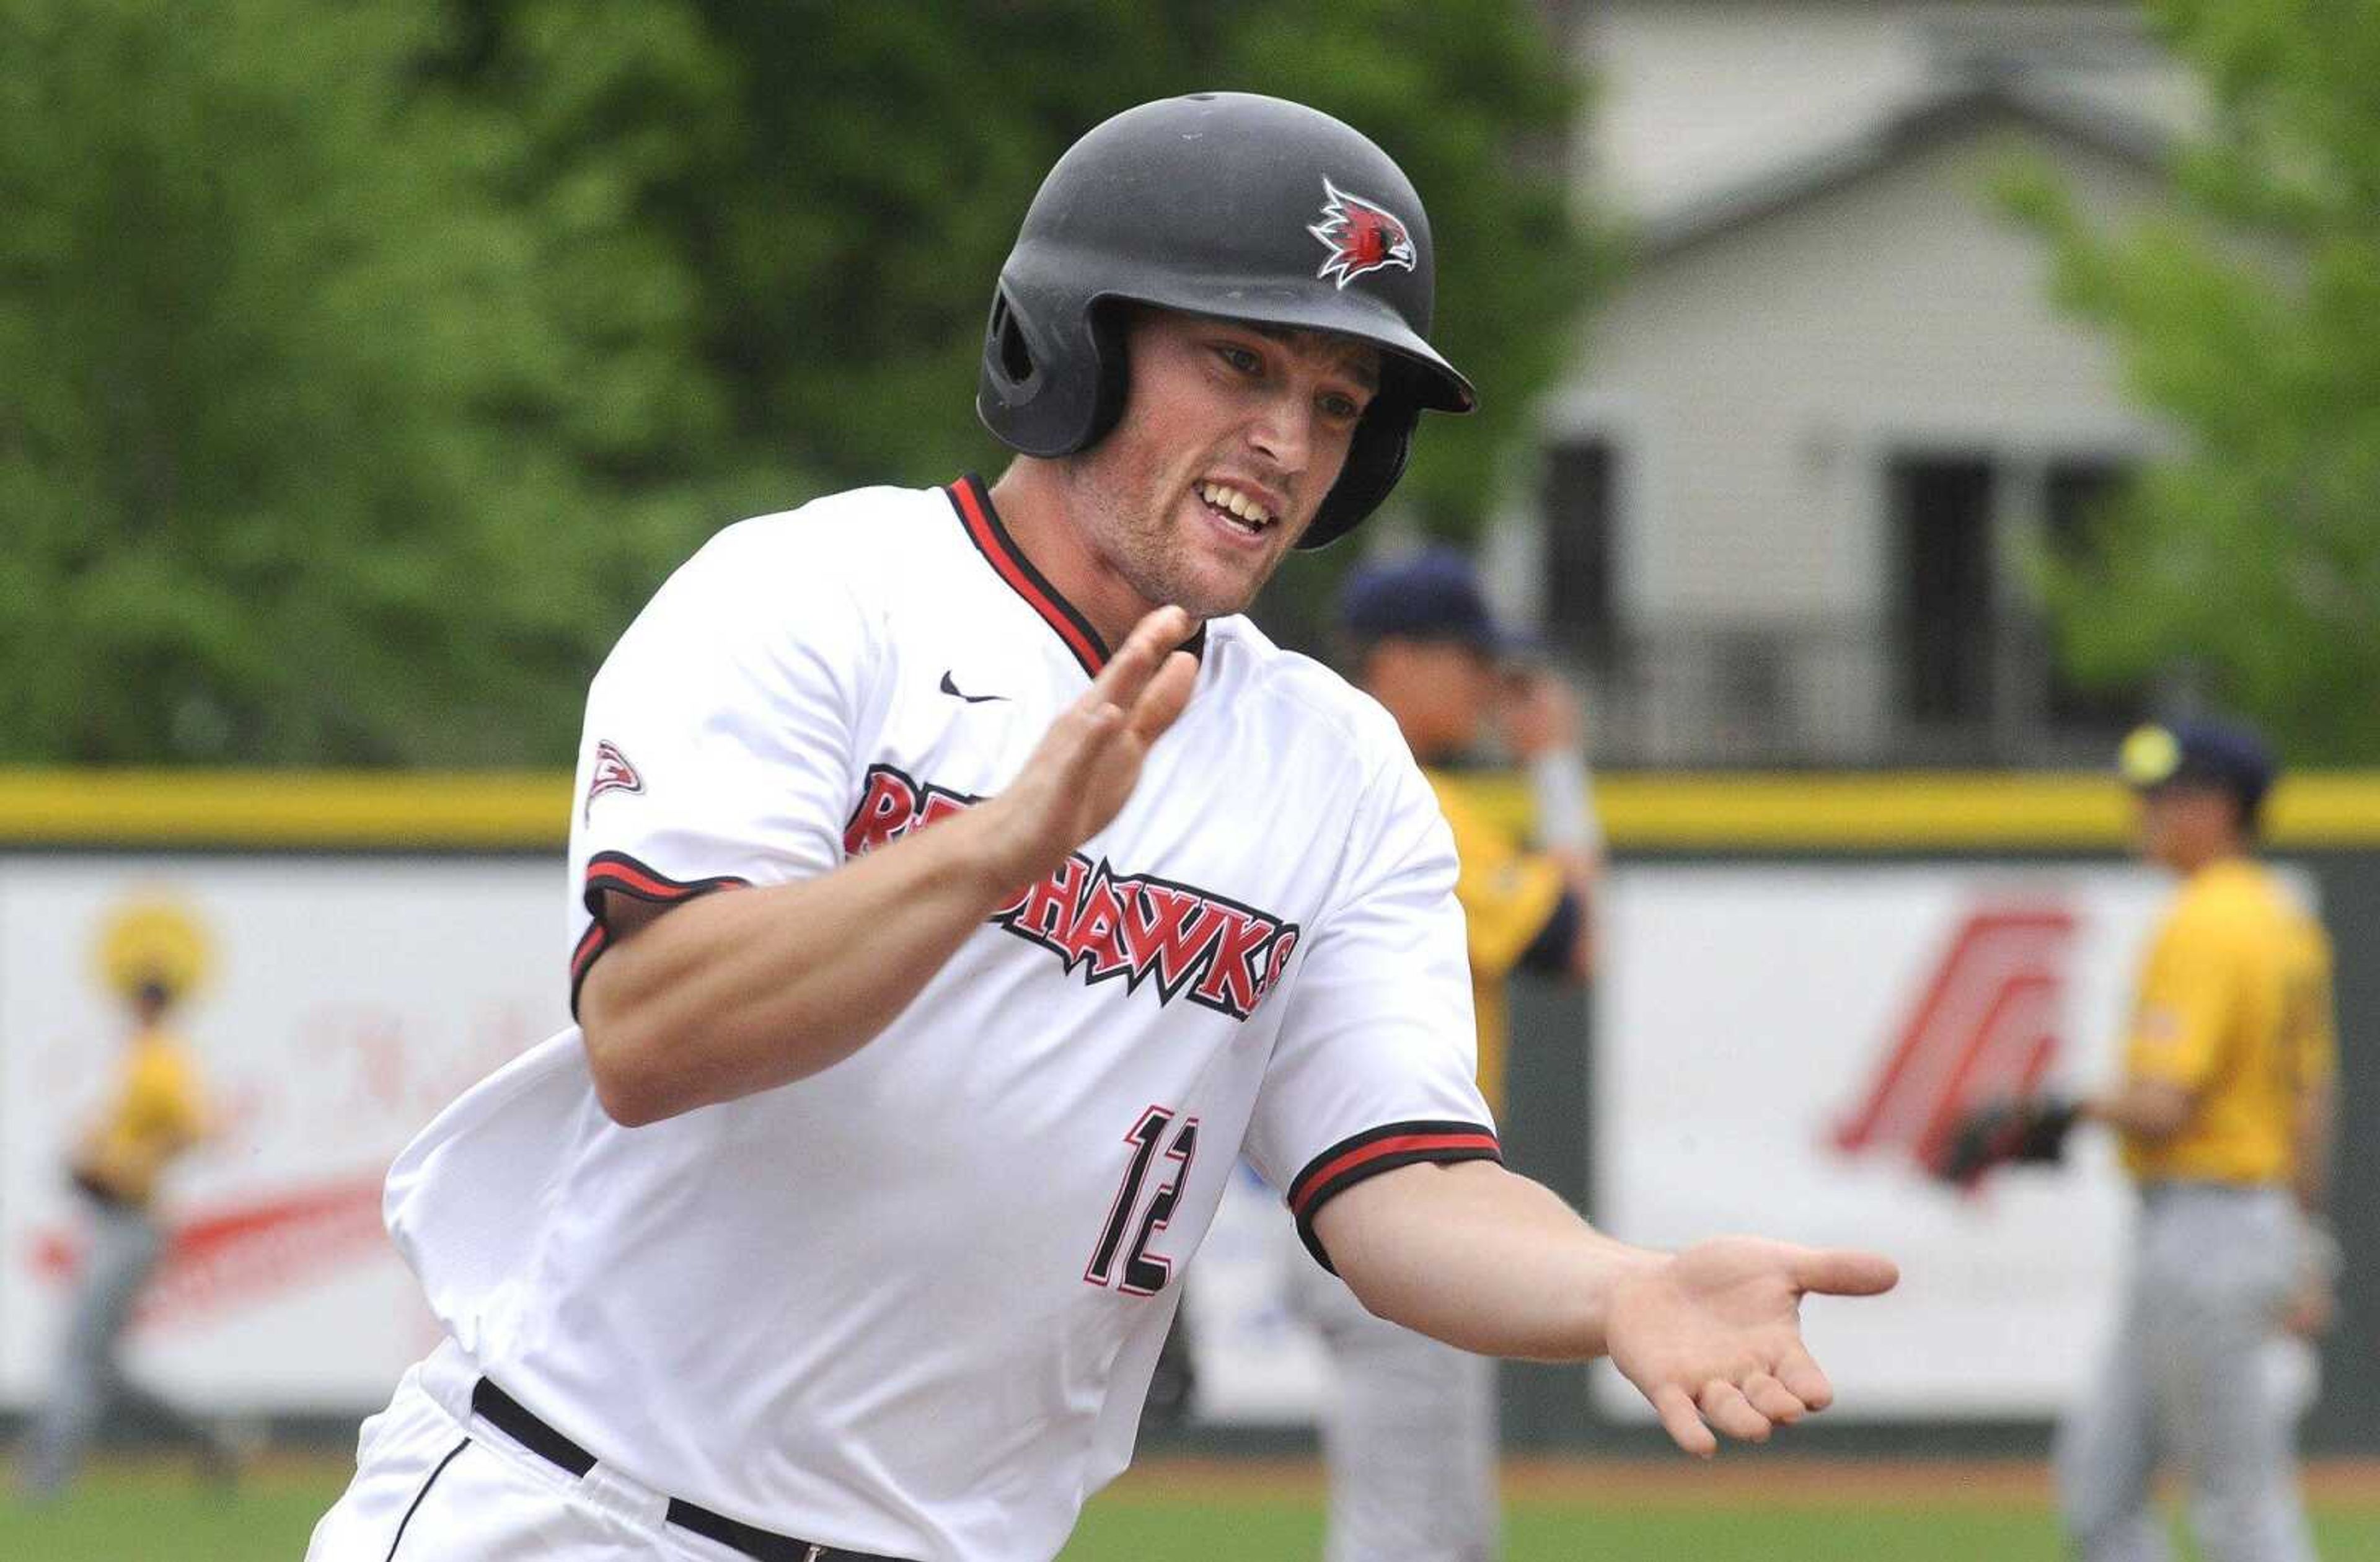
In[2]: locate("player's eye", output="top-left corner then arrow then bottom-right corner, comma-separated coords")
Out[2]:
1214,343 -> 1263,376
1318,390 -> 1365,423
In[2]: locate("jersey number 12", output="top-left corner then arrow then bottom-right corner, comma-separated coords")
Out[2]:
1086,1106 -> 1199,1297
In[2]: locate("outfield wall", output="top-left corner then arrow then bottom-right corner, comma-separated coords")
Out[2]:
0,771 -> 2371,1452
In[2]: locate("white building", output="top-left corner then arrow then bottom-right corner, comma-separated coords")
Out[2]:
1520,2 -> 2199,766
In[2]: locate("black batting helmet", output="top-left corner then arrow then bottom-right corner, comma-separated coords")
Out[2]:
977,92 -> 1475,549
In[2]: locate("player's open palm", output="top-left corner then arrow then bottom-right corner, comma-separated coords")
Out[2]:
992,604 -> 1199,883
1605,1237 -> 1898,1457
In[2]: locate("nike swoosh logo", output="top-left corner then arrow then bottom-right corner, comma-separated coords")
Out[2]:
940,671 -> 1008,704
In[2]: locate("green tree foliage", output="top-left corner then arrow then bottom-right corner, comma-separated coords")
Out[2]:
0,0 -> 752,765
444,0 -> 1597,518
447,0 -> 1600,658
1,0 -> 1595,766
2004,0 -> 2380,761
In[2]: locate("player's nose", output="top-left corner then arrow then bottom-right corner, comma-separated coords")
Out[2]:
1244,389 -> 1315,478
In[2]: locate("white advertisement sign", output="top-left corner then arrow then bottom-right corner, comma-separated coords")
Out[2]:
1192,862 -> 2306,1426
2,855 -> 2295,1425
1592,863 -> 2307,1420
0,857 -> 566,1411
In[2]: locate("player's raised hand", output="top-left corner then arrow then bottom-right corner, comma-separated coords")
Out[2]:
1604,1238 -> 1898,1457
986,604 -> 1199,885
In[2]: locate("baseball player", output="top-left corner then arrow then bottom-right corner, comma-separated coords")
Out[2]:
309,93 -> 1897,1562
19,971 -> 233,1497
1285,547 -> 1596,1562
1934,718 -> 2337,1562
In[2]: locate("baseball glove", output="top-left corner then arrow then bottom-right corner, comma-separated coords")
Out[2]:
1928,1095 -> 2081,1184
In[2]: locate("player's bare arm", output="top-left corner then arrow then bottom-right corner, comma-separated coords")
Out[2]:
2291,1068 -> 2338,1215
1312,1159 -> 1898,1457
2080,1075 -> 2195,1140
578,604 -> 1199,1126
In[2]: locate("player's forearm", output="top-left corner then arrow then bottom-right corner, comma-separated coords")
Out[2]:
2082,1076 -> 2193,1141
2291,1077 -> 2338,1214
1314,1160 -> 1663,1359
579,807 -> 1029,1125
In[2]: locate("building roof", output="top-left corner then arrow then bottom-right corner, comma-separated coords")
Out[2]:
1636,73 -> 2175,260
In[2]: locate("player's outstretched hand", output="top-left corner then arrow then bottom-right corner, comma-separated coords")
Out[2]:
987,604 -> 1199,886
1605,1237 -> 1898,1457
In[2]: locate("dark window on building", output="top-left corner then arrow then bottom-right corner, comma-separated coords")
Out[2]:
2043,458 -> 2145,728
1541,439 -> 1616,663
1891,455 -> 1996,723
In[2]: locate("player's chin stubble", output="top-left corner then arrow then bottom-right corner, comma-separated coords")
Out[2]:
1095,483 -> 1289,625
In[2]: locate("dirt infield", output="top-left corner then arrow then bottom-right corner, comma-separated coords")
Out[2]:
1113,1455 -> 2380,1507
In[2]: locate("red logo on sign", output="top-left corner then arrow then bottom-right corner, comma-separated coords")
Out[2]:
31,1175 -> 389,1331
1833,905 -> 2076,1173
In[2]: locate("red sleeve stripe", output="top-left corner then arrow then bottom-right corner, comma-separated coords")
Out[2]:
570,852 -> 751,1018
582,852 -> 748,907
1286,1120 -> 1502,1275
947,475 -> 1109,677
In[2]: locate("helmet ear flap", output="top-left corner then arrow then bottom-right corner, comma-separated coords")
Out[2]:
979,282 -> 1126,457
988,291 -> 1036,392
1075,299 -> 1134,452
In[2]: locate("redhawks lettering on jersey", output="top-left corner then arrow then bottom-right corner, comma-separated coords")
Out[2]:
844,763 -> 1300,1020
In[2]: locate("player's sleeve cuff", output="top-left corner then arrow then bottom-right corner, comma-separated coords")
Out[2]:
570,850 -> 751,1018
1286,1120 -> 1502,1274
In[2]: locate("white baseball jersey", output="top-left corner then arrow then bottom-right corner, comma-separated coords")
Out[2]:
381,475 -> 1496,1562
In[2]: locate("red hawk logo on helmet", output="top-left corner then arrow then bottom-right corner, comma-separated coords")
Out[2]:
1308,177 -> 1417,290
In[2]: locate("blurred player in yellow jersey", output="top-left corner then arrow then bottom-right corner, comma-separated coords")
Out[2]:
19,973 -> 233,1498
1285,546 -> 1596,1562
1935,718 -> 2336,1562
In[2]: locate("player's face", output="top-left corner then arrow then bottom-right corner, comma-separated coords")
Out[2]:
2134,786 -> 2239,871
1062,309 -> 1381,620
1368,638 -> 1499,760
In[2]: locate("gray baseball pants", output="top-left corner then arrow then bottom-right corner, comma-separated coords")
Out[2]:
1290,1253 -> 1500,1562
19,1193 -> 213,1496
2055,1181 -> 2316,1562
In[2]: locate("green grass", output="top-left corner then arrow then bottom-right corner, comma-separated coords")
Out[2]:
2,1462 -> 2376,1560
1065,1494 -> 2380,1561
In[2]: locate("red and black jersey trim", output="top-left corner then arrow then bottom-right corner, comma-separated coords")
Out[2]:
944,474 -> 1207,677
1287,1119 -> 1502,1274
948,473 -> 1109,676
569,850 -> 751,1018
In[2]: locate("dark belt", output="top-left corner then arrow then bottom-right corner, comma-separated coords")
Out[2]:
469,1378 -> 914,1562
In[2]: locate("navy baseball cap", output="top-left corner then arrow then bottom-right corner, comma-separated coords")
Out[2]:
2118,718 -> 2277,820
1336,546 -> 1507,652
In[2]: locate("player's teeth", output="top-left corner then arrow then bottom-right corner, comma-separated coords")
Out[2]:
1199,482 -> 1271,527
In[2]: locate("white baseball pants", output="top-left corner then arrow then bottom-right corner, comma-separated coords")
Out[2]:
307,1340 -> 759,1562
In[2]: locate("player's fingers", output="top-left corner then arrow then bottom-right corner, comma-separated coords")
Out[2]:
1771,1343 -> 1835,1413
1088,606 -> 1193,714
1696,1380 -> 1773,1444
1791,1247 -> 1900,1298
1126,651 -> 1198,745
1740,1372 -> 1807,1426
1650,1383 -> 1716,1459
